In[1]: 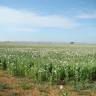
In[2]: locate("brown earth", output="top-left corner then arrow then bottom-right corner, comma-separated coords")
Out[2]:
0,70 -> 96,96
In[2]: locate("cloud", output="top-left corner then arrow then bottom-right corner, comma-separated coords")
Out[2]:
77,12 -> 96,19
0,6 -> 76,32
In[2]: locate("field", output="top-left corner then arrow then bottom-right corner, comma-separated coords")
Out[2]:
0,43 -> 96,96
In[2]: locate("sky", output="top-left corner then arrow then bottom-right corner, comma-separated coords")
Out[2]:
0,0 -> 96,43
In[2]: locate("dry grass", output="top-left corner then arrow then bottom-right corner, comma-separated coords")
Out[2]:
0,70 -> 96,96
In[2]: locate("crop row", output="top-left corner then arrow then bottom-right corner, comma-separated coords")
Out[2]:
0,46 -> 96,84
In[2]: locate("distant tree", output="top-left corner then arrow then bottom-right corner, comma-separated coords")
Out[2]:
70,42 -> 74,44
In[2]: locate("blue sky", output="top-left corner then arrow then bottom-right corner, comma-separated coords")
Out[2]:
0,0 -> 96,43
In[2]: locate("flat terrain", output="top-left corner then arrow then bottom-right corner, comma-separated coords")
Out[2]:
0,43 -> 96,96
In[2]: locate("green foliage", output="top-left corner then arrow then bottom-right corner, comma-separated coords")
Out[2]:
19,81 -> 33,90
0,83 -> 10,91
60,91 -> 69,96
0,45 -> 96,85
74,80 -> 96,92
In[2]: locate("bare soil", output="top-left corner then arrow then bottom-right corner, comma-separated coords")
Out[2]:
0,71 -> 96,96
